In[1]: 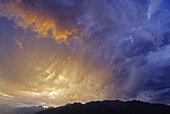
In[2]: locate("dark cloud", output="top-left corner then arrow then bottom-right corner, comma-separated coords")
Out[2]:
0,0 -> 170,106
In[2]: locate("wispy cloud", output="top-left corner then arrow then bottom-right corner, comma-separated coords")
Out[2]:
14,39 -> 23,49
148,0 -> 162,18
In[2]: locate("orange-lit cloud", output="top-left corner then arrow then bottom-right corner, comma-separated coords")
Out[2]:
0,0 -> 82,42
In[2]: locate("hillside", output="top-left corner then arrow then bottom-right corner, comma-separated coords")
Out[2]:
37,100 -> 170,114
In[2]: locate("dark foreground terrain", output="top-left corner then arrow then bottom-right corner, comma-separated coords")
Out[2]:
37,100 -> 170,114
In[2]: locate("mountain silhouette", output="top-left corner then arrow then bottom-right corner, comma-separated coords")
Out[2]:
36,100 -> 170,114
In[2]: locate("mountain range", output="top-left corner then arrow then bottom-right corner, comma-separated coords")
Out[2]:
37,100 -> 170,114
1,100 -> 170,114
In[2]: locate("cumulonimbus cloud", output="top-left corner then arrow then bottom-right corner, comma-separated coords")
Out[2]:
0,0 -> 170,106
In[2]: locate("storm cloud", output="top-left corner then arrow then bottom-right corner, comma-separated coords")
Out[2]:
0,0 -> 170,106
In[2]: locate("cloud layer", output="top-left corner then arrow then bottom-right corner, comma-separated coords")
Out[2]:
0,0 -> 170,106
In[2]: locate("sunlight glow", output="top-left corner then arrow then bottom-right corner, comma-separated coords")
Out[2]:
58,74 -> 67,81
32,92 -> 40,96
46,74 -> 52,80
49,91 -> 58,98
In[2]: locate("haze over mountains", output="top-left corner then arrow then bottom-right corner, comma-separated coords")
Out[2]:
0,105 -> 47,114
1,100 -> 170,114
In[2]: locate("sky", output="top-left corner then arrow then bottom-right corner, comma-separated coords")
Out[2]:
0,0 -> 170,107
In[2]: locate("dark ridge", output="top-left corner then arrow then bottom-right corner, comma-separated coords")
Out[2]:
36,100 -> 170,114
